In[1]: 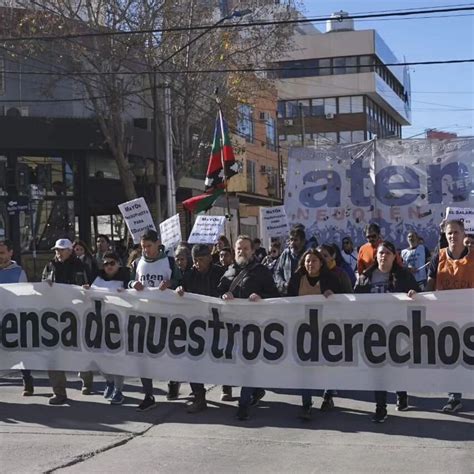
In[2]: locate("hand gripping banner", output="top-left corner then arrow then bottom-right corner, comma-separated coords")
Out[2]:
1,283 -> 473,393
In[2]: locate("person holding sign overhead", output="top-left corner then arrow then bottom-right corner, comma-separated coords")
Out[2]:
128,229 -> 182,412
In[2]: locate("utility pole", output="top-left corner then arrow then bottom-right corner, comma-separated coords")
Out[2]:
299,102 -> 306,147
275,109 -> 283,200
164,82 -> 176,217
152,68 -> 162,224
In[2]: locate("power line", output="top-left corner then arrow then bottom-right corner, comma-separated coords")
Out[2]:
1,6 -> 473,42
2,58 -> 472,80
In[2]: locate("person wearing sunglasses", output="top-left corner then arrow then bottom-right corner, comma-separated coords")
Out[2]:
357,223 -> 383,275
84,252 -> 131,405
340,237 -> 358,274
358,224 -> 404,275
261,242 -> 282,274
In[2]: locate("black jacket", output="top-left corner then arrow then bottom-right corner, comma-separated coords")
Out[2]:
42,255 -> 88,285
354,264 -> 421,294
81,254 -> 99,284
181,264 -> 225,297
217,258 -> 279,299
95,267 -> 131,289
288,269 -> 353,296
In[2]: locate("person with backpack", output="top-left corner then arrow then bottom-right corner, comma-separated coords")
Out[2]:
128,229 -> 182,412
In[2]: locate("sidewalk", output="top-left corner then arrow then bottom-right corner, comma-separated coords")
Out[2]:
1,372 -> 473,473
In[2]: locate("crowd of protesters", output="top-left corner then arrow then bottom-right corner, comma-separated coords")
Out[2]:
0,217 -> 473,423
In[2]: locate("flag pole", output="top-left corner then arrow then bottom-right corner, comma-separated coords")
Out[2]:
215,89 -> 234,246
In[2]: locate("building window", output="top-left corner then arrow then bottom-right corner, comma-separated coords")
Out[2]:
311,98 -> 324,116
20,199 -> 75,252
276,54 -> 408,103
311,98 -> 336,116
246,159 -> 256,193
318,58 -> 331,76
338,96 -> 363,114
339,130 -> 366,143
266,117 -> 277,151
313,132 -> 337,144
237,104 -> 254,143
298,99 -> 311,117
17,156 -> 74,197
359,55 -> 374,73
277,101 -> 285,118
285,135 -> 301,146
333,57 -> 346,74
285,101 -> 300,118
352,130 -> 365,142
325,98 -> 337,115
339,131 -> 351,143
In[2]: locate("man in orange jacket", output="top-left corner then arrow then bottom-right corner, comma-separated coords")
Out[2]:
426,219 -> 474,412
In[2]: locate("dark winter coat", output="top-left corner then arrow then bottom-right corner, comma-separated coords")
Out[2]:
288,268 -> 353,296
181,264 -> 226,297
42,255 -> 88,285
217,258 -> 279,299
354,264 -> 421,294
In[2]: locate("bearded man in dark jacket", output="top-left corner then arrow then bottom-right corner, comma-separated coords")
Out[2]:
218,235 -> 279,421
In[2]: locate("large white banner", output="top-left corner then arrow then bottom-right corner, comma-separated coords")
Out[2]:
285,138 -> 474,250
1,284 -> 473,392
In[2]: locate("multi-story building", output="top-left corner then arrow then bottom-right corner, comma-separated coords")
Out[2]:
275,12 -> 411,146
204,92 -> 282,240
0,6 -> 157,277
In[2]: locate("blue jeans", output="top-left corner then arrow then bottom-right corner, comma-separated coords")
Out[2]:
141,378 -> 153,397
375,391 -> 406,407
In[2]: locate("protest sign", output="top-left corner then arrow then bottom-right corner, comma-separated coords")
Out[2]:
259,206 -> 290,243
188,215 -> 225,244
118,198 -> 156,244
446,207 -> 474,233
1,283 -> 473,392
159,214 -> 182,250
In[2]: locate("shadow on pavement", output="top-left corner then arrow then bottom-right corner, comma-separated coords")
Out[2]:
1,377 -> 473,441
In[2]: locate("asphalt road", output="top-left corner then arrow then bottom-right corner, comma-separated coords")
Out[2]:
0,372 -> 473,473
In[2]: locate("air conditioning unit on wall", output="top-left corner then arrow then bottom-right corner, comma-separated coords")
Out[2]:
3,106 -> 29,117
284,119 -> 294,126
325,113 -> 335,120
